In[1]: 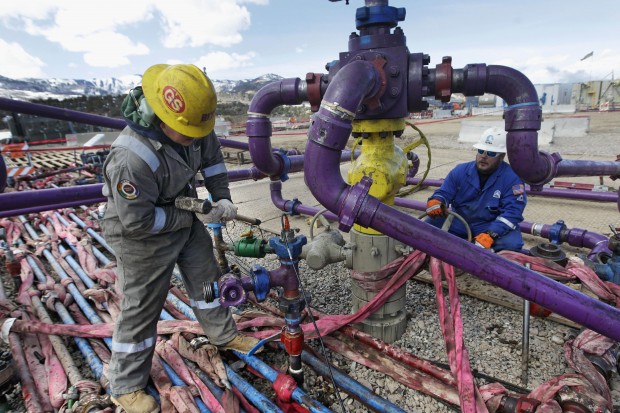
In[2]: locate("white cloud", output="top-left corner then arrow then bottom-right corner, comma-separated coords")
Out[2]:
155,2 -> 251,48
0,0 -> 260,73
0,39 -> 46,78
194,51 -> 257,76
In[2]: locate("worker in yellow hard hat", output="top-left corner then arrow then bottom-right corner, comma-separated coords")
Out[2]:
102,64 -> 259,413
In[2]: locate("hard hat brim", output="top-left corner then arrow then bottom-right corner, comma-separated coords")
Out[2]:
472,142 -> 507,153
142,64 -> 215,138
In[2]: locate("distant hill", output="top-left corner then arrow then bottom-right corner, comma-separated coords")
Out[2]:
0,73 -> 285,103
0,73 -> 312,141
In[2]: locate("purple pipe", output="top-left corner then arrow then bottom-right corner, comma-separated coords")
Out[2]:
0,155 -> 6,193
303,60 -> 620,341
0,184 -> 104,210
246,78 -> 306,178
0,97 -> 126,130
555,159 -> 620,178
219,138 -> 301,156
470,65 -> 620,186
393,197 -> 612,258
270,181 -> 339,221
406,177 -> 619,204
521,221 -> 610,258
228,150 -> 359,183
0,199 -> 105,219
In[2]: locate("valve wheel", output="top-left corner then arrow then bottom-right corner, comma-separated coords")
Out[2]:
418,210 -> 472,242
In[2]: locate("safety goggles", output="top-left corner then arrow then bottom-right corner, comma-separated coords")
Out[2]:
477,149 -> 499,158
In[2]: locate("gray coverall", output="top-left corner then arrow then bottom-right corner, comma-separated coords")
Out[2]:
102,126 -> 236,395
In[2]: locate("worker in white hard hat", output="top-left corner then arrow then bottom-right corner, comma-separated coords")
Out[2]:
102,64 -> 260,413
425,127 -> 526,252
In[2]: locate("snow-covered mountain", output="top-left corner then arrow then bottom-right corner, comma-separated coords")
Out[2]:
0,73 -> 284,102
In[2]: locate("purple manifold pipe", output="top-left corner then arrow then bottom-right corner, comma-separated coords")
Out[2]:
300,60 -> 620,342
227,151 -> 358,183
464,65 -> 620,187
393,198 -> 611,259
0,97 -> 126,130
0,155 -> 6,193
407,177 -> 619,208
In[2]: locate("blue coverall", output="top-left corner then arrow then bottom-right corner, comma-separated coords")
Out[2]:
427,161 -> 526,252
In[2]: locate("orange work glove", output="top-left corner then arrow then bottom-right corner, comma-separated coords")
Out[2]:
426,199 -> 447,218
474,232 -> 494,249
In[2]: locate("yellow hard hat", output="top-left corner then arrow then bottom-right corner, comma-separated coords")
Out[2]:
142,64 -> 217,138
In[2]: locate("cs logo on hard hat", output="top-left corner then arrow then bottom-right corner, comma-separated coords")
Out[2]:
117,179 -> 140,200
162,86 -> 185,113
484,135 -> 494,145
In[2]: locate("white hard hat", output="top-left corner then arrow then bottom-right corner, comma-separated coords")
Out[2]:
473,127 -> 506,153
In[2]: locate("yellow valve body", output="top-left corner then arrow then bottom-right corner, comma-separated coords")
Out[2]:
348,119 -> 407,235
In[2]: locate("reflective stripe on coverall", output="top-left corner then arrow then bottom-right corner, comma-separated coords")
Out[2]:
102,126 -> 236,395
427,161 -> 527,252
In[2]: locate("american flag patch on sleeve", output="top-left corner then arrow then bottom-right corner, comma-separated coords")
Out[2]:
512,184 -> 525,195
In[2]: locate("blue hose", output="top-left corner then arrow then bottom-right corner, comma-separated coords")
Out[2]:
185,360 -> 253,413
54,302 -> 105,384
299,348 -> 408,413
53,212 -> 110,265
68,212 -> 114,254
166,292 -> 196,319
224,364 -> 283,413
233,351 -> 332,413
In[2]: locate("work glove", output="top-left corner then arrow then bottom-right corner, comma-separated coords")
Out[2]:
216,199 -> 237,221
474,232 -> 494,249
204,199 -> 238,222
426,199 -> 447,218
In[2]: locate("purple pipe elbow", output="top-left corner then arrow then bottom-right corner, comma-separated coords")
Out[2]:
479,65 -> 558,187
304,61 -> 620,341
477,66 -> 619,185
270,181 -> 339,221
304,60 -> 379,214
247,78 -> 305,178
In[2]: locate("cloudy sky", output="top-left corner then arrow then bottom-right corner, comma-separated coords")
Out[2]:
0,0 -> 617,84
